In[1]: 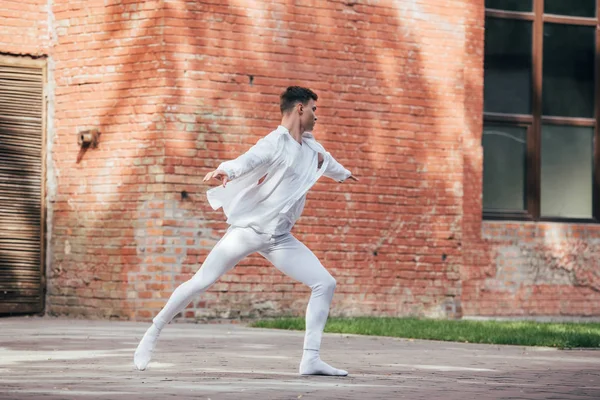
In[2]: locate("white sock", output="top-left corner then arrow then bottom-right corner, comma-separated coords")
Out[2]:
134,324 -> 161,371
299,350 -> 348,376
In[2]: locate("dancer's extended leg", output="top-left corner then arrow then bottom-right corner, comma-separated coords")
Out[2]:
260,233 -> 347,376
134,227 -> 269,370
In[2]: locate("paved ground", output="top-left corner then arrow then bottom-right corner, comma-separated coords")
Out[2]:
0,317 -> 599,399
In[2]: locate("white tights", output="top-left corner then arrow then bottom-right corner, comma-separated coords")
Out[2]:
134,227 -> 347,376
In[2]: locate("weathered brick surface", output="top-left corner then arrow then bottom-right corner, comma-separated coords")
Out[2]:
462,223 -> 600,317
46,0 -> 167,319
156,0 -> 467,321
0,0 -> 48,56
1,0 -> 597,320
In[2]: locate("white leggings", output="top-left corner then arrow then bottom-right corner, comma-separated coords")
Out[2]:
153,226 -> 337,351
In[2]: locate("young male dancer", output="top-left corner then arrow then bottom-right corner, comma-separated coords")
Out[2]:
134,86 -> 357,376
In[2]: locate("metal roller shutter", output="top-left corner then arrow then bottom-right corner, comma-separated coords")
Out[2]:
0,58 -> 45,315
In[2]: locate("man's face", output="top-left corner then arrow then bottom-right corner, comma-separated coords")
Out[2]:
298,99 -> 317,132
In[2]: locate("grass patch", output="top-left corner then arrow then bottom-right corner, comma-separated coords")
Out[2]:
250,317 -> 600,348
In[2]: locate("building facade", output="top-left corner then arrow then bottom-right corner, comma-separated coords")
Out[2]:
0,0 -> 598,321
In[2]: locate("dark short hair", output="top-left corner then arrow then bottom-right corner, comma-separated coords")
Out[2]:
280,86 -> 318,114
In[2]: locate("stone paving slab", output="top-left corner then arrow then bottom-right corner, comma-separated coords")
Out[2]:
1,316 -> 599,399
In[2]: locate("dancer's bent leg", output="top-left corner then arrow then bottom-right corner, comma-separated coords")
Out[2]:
134,227 -> 268,370
260,234 -> 347,376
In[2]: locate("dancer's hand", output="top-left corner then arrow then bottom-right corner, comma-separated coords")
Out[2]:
348,175 -> 359,182
203,169 -> 230,187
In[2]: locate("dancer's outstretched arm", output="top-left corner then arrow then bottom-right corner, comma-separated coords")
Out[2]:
203,134 -> 278,187
321,152 -> 358,182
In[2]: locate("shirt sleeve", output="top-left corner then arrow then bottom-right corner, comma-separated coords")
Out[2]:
323,152 -> 352,182
217,134 -> 278,180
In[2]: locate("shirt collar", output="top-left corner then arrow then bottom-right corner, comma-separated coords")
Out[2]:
277,125 -> 314,139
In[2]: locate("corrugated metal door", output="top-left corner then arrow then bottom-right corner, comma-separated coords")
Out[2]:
0,57 -> 45,315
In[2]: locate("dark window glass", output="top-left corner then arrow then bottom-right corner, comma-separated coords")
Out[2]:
484,18 -> 532,114
542,24 -> 595,118
486,0 -> 533,12
545,0 -> 596,18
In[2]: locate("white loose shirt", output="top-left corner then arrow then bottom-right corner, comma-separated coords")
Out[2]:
206,125 -> 351,235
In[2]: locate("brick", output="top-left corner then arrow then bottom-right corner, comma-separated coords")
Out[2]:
2,0 -> 594,322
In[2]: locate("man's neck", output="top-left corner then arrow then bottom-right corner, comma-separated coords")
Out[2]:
281,121 -> 303,144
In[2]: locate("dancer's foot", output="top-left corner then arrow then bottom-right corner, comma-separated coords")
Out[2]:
134,324 -> 161,370
299,350 -> 348,376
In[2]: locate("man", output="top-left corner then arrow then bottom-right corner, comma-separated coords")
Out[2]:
134,86 -> 357,376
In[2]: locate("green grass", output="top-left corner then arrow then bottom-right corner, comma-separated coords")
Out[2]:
250,317 -> 600,348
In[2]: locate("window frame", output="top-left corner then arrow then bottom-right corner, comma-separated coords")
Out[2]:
483,0 -> 600,223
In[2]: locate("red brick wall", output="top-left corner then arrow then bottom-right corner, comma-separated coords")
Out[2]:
3,0 -> 597,321
47,0 -> 167,318
0,0 -> 48,56
155,0 -> 467,321
462,223 -> 600,317
40,0 -> 471,320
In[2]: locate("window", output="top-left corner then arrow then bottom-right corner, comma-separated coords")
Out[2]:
483,0 -> 599,222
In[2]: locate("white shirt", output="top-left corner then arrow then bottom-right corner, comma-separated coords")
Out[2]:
206,126 -> 352,234
273,140 -> 316,234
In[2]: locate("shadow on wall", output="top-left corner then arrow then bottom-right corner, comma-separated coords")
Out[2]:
50,0 -> 469,320
48,1 -> 166,319
153,0 -> 465,319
